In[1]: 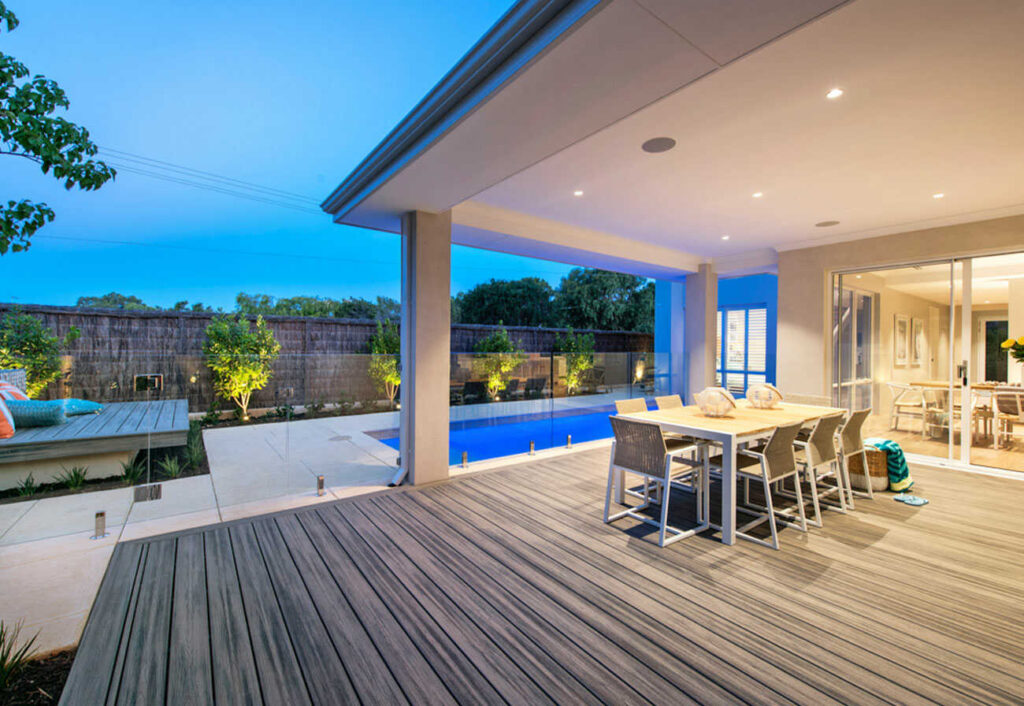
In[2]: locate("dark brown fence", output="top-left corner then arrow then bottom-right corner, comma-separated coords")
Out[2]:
0,304 -> 652,411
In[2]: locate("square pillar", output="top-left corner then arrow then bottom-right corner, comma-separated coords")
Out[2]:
400,210 -> 451,485
685,263 -> 717,399
654,280 -> 685,396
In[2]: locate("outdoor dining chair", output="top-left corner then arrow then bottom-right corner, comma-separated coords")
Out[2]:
613,397 -> 703,501
994,387 -> 1024,449
793,412 -> 848,526
604,416 -> 709,547
707,421 -> 806,550
838,408 -> 873,505
654,394 -> 683,410
887,382 -> 926,434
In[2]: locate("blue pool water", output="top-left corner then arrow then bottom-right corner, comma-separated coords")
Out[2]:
376,405 -> 617,465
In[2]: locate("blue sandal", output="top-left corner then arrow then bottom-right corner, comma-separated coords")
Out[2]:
894,494 -> 928,506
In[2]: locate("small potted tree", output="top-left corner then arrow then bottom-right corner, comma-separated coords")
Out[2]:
202,314 -> 280,421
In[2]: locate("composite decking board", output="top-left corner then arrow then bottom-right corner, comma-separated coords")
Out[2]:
372,494 -> 692,706
424,482 -> 848,706
68,450 -> 1024,704
357,498 -> 630,706
273,514 -> 412,706
113,539 -> 176,706
250,518 -> 360,705
228,524 -> 312,706
502,457 -> 1024,702
0,400 -> 188,463
471,469 -> 967,705
514,458 -> 1024,683
399,491 -> 741,705
315,506 -> 508,705
167,533 -> 213,706
294,512 -> 458,706
342,502 -> 576,706
204,528 -> 262,706
57,543 -> 143,706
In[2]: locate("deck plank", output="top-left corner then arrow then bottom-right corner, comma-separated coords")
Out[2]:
64,449 -> 1024,704
204,528 -> 262,706
167,533 -> 213,705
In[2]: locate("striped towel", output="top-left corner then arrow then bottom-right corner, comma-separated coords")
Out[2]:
865,438 -> 914,492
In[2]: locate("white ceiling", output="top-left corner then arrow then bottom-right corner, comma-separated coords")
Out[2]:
860,253 -> 1024,306
468,0 -> 1024,259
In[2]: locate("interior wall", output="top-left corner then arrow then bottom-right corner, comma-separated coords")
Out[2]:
778,213 -> 1024,404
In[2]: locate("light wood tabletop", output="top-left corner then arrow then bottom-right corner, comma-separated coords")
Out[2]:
909,380 -> 998,391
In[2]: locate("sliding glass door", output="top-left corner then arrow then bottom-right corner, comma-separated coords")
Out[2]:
834,252 -> 1024,473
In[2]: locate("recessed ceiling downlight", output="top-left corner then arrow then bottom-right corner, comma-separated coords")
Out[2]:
573,189 -> 584,197
641,137 -> 676,153
815,220 -> 840,227
826,87 -> 844,99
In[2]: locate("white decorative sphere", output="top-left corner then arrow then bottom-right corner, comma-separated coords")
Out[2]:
747,383 -> 783,409
694,386 -> 737,417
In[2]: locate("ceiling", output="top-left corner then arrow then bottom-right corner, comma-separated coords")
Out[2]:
470,0 -> 1024,260
858,252 -> 1024,306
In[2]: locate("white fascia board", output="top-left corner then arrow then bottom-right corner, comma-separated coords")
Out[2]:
452,200 -> 701,279
712,248 -> 779,277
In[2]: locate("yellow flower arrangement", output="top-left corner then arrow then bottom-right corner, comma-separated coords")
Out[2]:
1002,336 -> 1024,363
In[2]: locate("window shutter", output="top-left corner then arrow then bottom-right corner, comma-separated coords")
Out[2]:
747,308 -> 767,373
726,309 -> 745,370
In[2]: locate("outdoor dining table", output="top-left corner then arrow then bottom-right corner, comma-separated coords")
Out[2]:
617,400 -> 846,545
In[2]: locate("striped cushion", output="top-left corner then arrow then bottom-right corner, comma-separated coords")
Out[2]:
0,399 -> 13,439
0,381 -> 29,401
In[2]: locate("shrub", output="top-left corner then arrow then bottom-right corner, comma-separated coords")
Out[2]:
157,456 -> 182,478
56,465 -> 87,491
473,325 -> 525,401
307,398 -> 325,417
202,314 -> 280,420
368,319 -> 400,408
120,457 -> 145,485
555,327 -> 596,396
184,435 -> 205,471
0,621 -> 37,691
199,400 -> 221,427
15,473 -> 37,497
0,310 -> 79,397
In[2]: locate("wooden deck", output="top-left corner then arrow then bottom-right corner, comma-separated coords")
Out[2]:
0,400 -> 188,464
61,449 -> 1024,705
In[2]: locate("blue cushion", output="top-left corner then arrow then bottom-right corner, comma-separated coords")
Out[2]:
4,400 -> 68,428
60,398 -> 104,416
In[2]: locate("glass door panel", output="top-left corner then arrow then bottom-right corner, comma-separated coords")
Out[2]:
965,252 -> 1024,471
834,263 -> 955,462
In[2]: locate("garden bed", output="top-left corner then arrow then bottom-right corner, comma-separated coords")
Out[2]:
0,648 -> 74,705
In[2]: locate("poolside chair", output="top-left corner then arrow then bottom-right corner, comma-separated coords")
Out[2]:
460,381 -> 487,405
654,394 -> 683,410
707,421 -> 806,550
525,377 -> 547,399
838,408 -> 873,504
603,417 -> 709,547
887,382 -> 926,434
793,412 -> 847,526
500,378 -> 522,400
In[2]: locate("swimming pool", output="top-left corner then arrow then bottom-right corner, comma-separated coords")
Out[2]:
374,404 -> 618,465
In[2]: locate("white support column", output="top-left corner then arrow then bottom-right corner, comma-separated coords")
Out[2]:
1009,279 -> 1024,384
400,210 -> 451,485
654,280 -> 685,396
685,263 -> 718,399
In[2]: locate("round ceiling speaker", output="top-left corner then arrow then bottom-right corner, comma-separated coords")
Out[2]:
815,220 -> 840,227
641,137 -> 676,153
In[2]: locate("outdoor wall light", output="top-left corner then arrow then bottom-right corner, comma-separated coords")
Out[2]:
826,87 -> 844,99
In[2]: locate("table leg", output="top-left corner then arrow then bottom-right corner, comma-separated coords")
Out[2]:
721,439 -> 736,545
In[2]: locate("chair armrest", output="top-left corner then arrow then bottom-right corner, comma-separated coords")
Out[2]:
737,449 -> 764,461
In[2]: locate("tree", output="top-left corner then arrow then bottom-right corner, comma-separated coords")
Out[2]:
234,292 -> 399,320
473,325 -> 525,400
555,327 -> 595,396
76,292 -> 154,311
553,268 -> 654,333
367,319 -> 400,407
453,278 -> 554,326
202,315 -> 280,420
0,310 -> 79,396
0,2 -> 115,254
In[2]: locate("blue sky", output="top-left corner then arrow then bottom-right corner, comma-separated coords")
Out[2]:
0,0 -> 579,309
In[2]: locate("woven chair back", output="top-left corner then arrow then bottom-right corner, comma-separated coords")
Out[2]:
840,408 -> 871,454
806,413 -> 844,467
614,398 -> 648,414
762,421 -> 803,481
609,416 -> 668,477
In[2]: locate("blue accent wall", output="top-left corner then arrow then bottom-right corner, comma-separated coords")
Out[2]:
718,273 -> 778,384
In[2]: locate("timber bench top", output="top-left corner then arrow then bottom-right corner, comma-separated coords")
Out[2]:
0,399 -> 189,464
